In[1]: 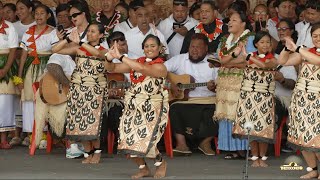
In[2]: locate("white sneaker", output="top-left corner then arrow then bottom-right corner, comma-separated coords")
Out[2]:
66,144 -> 84,159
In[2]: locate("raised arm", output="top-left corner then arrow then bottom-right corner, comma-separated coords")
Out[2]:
108,42 -> 167,78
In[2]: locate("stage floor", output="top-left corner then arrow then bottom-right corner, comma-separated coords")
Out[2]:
0,147 -> 304,179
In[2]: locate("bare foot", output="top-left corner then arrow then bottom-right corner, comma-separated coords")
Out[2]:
90,153 -> 101,164
154,160 -> 167,179
131,166 -> 151,179
300,171 -> 318,179
259,159 -> 268,167
251,160 -> 260,167
82,155 -> 93,164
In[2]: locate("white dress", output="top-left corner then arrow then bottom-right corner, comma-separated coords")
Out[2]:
0,20 -> 19,132
13,21 -> 36,42
20,27 -> 59,132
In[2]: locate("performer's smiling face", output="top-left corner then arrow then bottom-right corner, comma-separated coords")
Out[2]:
188,39 -> 208,63
143,38 -> 161,59
312,28 -> 320,48
87,24 -> 104,43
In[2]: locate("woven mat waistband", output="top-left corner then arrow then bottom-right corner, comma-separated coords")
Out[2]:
242,79 -> 275,93
296,78 -> 320,93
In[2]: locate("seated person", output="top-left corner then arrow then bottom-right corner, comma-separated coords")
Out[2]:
164,33 -> 218,156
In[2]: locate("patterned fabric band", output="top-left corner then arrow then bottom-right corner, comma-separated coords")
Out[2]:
241,79 -> 275,93
71,72 -> 107,87
125,90 -> 169,103
296,78 -> 320,94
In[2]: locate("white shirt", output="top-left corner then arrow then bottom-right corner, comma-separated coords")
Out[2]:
0,20 -> 19,49
125,25 -> 169,57
275,66 -> 297,98
113,19 -> 135,34
274,54 -> 297,98
267,17 -> 280,41
158,15 -> 198,58
13,21 -> 36,43
164,53 -> 218,97
111,51 -> 139,81
296,22 -> 314,48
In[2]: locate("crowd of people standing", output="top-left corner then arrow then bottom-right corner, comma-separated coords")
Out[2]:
0,0 -> 320,179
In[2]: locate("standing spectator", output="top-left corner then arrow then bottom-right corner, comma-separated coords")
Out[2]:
113,0 -> 143,34
267,0 -> 296,41
3,3 -> 18,23
115,2 -> 130,20
10,0 -> 36,147
252,4 -> 269,32
124,6 -> 169,57
296,0 -> 320,48
267,0 -> 278,19
180,1 -> 228,54
0,3 -> 19,149
93,0 -> 123,37
158,0 -> 198,58
189,2 -> 201,21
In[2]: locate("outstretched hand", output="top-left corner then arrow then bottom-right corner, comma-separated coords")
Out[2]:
107,41 -> 122,60
69,30 -> 80,44
241,44 -> 248,57
284,36 -> 297,52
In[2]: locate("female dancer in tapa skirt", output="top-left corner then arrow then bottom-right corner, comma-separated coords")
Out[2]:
278,23 -> 320,179
53,23 -> 108,164
233,31 -> 277,167
106,34 -> 169,179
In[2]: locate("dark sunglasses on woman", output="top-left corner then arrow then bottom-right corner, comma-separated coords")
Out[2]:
69,12 -> 83,20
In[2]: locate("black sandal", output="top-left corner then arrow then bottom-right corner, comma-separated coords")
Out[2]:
224,153 -> 245,160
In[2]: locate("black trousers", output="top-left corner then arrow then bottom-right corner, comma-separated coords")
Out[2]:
169,103 -> 218,147
274,97 -> 289,138
100,102 -> 124,151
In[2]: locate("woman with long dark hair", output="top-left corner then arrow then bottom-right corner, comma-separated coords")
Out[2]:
16,4 -> 58,146
214,10 -> 255,160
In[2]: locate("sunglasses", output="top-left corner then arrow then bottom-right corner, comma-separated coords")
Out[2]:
277,27 -> 290,31
69,12 -> 83,20
254,11 -> 267,15
173,1 -> 188,6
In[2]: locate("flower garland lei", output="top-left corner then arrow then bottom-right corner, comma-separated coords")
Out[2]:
0,19 -> 9,35
219,30 -> 254,58
194,19 -> 223,42
95,10 -> 122,37
248,51 -> 274,64
130,57 -> 164,84
26,25 -> 49,65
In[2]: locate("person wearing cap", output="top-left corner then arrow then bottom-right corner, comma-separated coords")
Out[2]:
266,0 -> 296,41
296,0 -> 320,48
158,0 -> 198,58
124,5 -> 169,57
113,0 -> 143,34
180,1 -> 228,54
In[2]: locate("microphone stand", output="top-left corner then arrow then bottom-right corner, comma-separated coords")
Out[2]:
242,127 -> 251,180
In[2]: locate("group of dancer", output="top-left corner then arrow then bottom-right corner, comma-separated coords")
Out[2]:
0,0 -> 320,179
